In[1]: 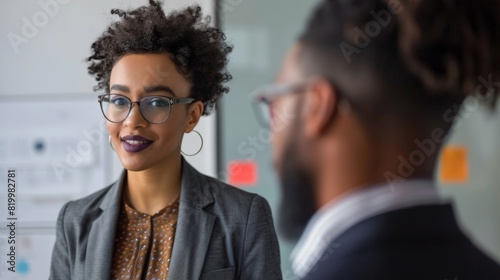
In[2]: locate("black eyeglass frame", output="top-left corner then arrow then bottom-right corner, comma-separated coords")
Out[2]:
97,94 -> 196,124
249,81 -> 310,128
250,78 -> 350,128
250,83 -> 308,105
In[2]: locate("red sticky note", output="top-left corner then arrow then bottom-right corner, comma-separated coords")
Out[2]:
228,161 -> 258,187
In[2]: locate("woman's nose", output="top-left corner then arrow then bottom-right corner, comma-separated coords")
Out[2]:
123,103 -> 148,128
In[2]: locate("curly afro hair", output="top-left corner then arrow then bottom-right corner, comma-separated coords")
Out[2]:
87,0 -> 233,115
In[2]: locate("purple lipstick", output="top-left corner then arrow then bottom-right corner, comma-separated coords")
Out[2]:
121,135 -> 153,153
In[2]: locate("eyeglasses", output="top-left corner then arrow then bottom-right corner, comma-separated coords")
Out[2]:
98,94 -> 195,124
250,82 -> 307,128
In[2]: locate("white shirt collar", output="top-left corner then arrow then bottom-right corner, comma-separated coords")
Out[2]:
291,180 -> 446,278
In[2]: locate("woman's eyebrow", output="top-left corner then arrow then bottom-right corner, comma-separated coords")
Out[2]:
144,85 -> 177,97
110,84 -> 130,92
109,84 -> 177,97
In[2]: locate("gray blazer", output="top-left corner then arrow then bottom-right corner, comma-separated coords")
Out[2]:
49,158 -> 282,280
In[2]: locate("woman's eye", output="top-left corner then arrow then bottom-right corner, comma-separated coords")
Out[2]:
110,97 -> 128,106
149,98 -> 169,108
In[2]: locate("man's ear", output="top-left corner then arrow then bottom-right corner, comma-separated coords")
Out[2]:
303,78 -> 338,138
185,101 -> 204,133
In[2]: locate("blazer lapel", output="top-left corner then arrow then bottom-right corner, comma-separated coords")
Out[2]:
84,172 -> 124,280
168,158 -> 216,280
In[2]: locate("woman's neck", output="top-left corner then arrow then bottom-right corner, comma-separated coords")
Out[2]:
124,155 -> 182,215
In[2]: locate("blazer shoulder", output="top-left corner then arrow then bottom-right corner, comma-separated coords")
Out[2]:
204,175 -> 262,203
200,175 -> 278,240
200,175 -> 281,279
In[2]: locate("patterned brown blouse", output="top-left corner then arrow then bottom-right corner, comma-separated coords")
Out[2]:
111,197 -> 180,280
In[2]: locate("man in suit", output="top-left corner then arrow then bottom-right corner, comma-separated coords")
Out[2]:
251,0 -> 500,279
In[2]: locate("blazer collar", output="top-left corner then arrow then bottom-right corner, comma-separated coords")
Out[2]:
99,171 -> 125,210
177,157 -> 215,208
84,176 -> 123,280
98,157 -> 215,210
85,157 -> 216,280
167,157 -> 217,279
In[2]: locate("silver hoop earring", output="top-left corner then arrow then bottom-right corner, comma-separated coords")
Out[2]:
181,130 -> 203,157
109,135 -> 115,152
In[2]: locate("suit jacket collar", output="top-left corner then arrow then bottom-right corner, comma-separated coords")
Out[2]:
97,157 -> 215,211
84,157 -> 216,280
177,157 -> 215,209
168,158 -> 217,279
292,180 -> 444,278
84,174 -> 122,280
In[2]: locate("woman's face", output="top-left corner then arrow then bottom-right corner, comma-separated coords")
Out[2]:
107,53 -> 202,171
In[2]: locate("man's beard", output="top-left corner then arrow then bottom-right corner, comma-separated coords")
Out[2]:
277,125 -> 317,242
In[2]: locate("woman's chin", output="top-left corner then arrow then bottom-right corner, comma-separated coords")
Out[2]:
124,166 -> 149,172
119,159 -> 152,172
116,148 -> 177,172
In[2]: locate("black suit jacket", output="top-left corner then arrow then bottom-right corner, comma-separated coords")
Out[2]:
303,204 -> 500,280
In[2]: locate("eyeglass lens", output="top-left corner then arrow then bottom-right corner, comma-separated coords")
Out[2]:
100,94 -> 172,124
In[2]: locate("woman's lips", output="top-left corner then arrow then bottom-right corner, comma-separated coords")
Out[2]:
120,135 -> 153,153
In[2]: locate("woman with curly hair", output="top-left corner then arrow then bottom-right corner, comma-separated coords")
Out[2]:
49,1 -> 282,279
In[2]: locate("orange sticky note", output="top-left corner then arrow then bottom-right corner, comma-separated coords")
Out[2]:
440,145 -> 469,183
228,161 -> 258,187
